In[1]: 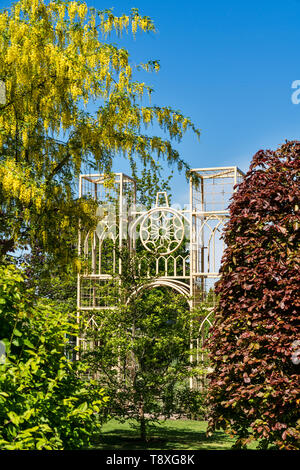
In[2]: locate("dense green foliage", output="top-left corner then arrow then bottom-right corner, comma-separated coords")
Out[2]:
0,264 -> 108,449
207,141 -> 300,450
130,160 -> 173,209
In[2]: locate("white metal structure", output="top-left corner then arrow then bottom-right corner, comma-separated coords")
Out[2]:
78,167 -> 244,309
77,167 -> 244,384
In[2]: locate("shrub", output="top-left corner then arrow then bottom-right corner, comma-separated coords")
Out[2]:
0,264 -> 108,449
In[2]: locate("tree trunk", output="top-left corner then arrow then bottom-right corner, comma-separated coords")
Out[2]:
139,402 -> 147,442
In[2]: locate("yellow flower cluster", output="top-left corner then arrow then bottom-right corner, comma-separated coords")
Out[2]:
61,216 -> 70,230
6,44 -> 19,64
78,3 -> 87,21
0,160 -> 45,213
120,15 -> 129,31
142,108 -> 153,124
30,0 -> 39,15
131,17 -> 138,36
140,18 -> 150,31
68,2 -> 78,21
57,4 -> 65,21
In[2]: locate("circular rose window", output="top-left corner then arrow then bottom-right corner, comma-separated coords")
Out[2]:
140,208 -> 184,255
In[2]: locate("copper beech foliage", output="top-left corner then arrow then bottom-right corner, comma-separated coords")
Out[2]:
207,141 -> 300,450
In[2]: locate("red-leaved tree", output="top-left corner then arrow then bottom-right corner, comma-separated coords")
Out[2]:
206,141 -> 300,450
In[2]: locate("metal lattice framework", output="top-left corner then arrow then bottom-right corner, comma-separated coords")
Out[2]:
77,167 -> 244,384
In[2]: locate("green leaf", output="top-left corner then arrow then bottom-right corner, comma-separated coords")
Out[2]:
13,329 -> 22,337
23,339 -> 35,349
7,411 -> 20,425
77,402 -> 88,412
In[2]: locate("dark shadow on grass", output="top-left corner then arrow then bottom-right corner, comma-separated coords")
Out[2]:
92,421 -> 235,450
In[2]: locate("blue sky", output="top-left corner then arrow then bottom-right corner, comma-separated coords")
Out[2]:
1,0 -> 300,202
96,0 -> 300,201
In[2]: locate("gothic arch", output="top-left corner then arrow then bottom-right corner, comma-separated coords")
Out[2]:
126,278 -> 191,307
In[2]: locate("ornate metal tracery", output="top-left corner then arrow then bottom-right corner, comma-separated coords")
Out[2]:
140,207 -> 185,255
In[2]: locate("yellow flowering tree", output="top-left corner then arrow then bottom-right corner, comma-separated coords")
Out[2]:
0,0 -> 199,265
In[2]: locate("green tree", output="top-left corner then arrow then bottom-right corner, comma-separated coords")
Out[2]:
82,249 -> 198,441
130,159 -> 173,209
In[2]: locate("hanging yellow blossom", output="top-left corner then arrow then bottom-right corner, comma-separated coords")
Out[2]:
0,0 -> 199,266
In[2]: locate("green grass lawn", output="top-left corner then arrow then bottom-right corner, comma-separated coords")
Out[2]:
92,419 -> 258,450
